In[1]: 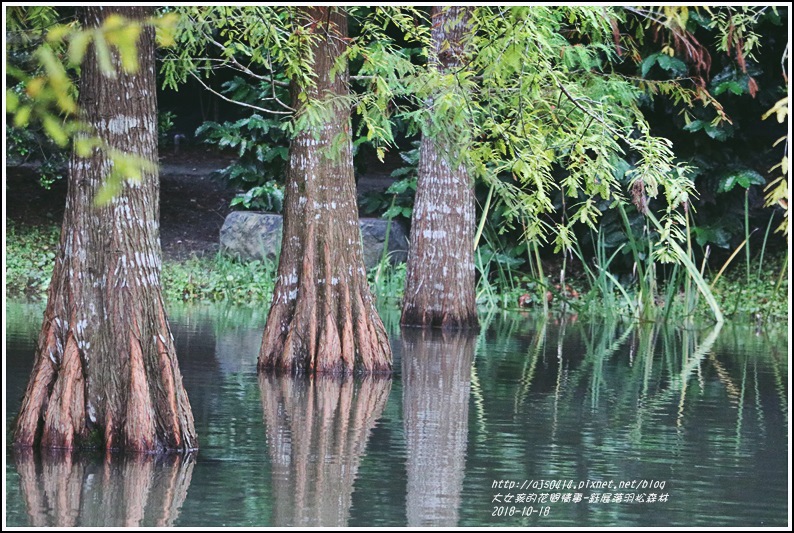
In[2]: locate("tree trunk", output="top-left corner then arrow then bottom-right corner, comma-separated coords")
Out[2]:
401,6 -> 479,331
13,6 -> 197,453
402,328 -> 475,526
259,375 -> 391,526
258,7 -> 392,375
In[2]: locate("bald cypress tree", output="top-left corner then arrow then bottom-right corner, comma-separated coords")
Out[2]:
401,6 -> 479,331
14,6 -> 196,452
258,7 -> 392,375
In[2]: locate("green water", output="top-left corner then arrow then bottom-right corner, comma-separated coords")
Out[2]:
4,301 -> 789,526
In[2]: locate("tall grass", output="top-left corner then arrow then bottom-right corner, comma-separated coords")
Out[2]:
614,204 -> 659,321
645,210 -> 723,323
371,196 -> 397,295
369,261 -> 406,305
571,232 -> 634,319
494,203 -> 728,323
744,190 -> 752,284
756,211 -> 777,279
526,238 -> 549,315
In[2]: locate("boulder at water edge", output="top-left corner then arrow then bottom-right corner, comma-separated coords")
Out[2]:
219,211 -> 409,270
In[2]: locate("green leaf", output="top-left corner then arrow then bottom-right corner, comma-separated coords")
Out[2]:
42,114 -> 68,146
152,12 -> 179,47
74,136 -> 99,157
640,53 -> 660,77
713,80 -> 744,96
94,176 -> 122,206
703,122 -> 730,141
68,30 -> 93,66
6,90 -> 19,112
113,25 -> 142,72
717,169 -> 765,193
46,24 -> 72,42
655,54 -> 687,76
14,105 -> 32,127
691,225 -> 732,248
682,119 -> 704,133
735,169 -> 765,188
386,177 -> 415,194
93,31 -> 115,77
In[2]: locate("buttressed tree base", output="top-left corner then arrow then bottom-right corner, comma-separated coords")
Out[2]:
258,7 -> 392,376
14,6 -> 196,453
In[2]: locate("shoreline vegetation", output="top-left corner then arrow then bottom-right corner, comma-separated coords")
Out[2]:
6,6 -> 788,333
7,220 -> 788,324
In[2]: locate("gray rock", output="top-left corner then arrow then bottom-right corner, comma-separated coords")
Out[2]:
220,211 -> 408,270
219,211 -> 284,265
359,217 -> 409,268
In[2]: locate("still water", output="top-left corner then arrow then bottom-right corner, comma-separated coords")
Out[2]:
5,301 -> 789,527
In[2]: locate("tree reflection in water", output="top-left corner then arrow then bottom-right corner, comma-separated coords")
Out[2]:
259,374 -> 391,527
402,328 -> 476,527
13,448 -> 195,527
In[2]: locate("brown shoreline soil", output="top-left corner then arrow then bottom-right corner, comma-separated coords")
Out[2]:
7,147 -> 236,262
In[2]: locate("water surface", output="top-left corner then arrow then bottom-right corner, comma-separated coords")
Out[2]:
5,301 -> 789,526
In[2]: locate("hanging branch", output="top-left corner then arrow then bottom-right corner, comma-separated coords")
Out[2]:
556,81 -> 626,142
188,70 -> 294,115
201,31 -> 290,88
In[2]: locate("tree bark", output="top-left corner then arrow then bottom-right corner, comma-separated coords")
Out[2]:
258,7 -> 392,375
402,328 -> 475,526
13,6 -> 197,453
401,6 -> 479,331
259,374 -> 391,526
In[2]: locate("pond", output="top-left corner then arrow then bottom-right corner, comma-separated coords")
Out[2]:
4,300 -> 789,527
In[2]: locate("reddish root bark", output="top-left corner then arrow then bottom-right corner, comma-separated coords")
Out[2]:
259,285 -> 392,376
15,305 -> 196,453
258,238 -> 391,376
155,304 -> 183,450
41,333 -> 86,450
125,317 -> 156,452
14,321 -> 58,448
